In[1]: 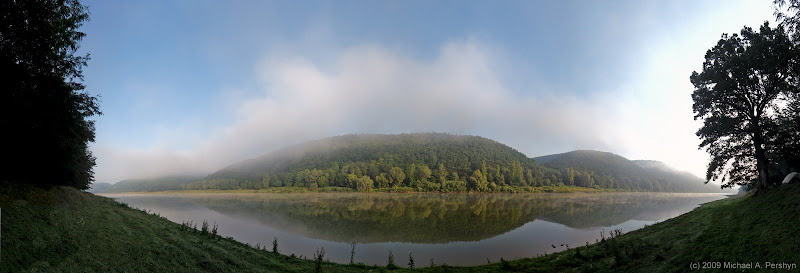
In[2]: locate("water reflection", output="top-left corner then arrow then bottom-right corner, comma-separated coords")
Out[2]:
106,192 -> 726,266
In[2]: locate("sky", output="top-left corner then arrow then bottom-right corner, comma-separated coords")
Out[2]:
79,0 -> 776,183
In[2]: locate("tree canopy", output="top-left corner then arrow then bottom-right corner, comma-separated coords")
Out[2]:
1,0 -> 100,189
691,22 -> 800,190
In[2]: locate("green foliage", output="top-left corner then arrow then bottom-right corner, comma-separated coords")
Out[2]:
437,163 -> 448,185
469,170 -> 489,192
440,180 -> 467,192
355,175 -> 374,192
0,187 -> 389,273
375,173 -> 391,188
390,167 -> 406,187
203,134 -> 553,192
99,134 -> 725,193
1,0 -> 101,189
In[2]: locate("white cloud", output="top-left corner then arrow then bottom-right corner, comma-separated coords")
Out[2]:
94,0 -> 774,184
94,40 -> 648,182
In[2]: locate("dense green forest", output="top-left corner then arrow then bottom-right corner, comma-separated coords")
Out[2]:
98,133 -> 724,193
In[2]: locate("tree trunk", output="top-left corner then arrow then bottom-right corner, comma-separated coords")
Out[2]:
753,126 -> 770,193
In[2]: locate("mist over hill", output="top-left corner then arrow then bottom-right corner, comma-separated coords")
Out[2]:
533,150 -> 725,193
96,134 -> 726,193
99,175 -> 204,193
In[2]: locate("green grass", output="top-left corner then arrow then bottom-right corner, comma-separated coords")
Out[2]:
0,186 -> 382,272
455,184 -> 800,272
2,184 -> 798,272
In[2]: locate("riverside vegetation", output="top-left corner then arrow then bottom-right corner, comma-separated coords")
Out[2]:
95,134 -> 725,194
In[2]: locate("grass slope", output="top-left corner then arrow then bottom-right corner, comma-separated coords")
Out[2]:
0,187 -> 381,273
2,184 -> 798,272
468,184 -> 800,272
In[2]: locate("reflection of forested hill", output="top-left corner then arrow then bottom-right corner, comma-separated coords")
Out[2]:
536,193 -> 726,229
178,193 -> 725,243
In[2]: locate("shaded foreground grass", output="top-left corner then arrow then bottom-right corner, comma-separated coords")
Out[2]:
2,184 -> 798,272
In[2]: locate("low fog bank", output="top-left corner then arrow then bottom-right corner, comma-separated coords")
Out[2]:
92,40 -> 710,184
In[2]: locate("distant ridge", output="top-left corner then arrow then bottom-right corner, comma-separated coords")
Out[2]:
95,135 -> 727,193
533,150 -> 723,192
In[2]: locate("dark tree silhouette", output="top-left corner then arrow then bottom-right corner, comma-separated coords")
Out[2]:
775,0 -> 800,34
1,0 -> 100,189
772,0 -> 800,177
690,22 -> 799,190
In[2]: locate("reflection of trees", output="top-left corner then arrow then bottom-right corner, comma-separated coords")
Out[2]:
184,193 -> 724,243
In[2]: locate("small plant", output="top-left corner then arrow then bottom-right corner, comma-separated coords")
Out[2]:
349,242 -> 356,265
314,247 -> 325,273
272,237 -> 279,253
211,222 -> 218,236
429,258 -> 435,268
386,250 -> 398,270
201,220 -> 209,235
408,252 -> 415,270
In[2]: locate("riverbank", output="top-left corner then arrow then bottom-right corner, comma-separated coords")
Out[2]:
99,185 -> 607,195
2,184 -> 797,272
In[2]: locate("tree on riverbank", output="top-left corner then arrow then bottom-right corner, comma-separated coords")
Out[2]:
1,0 -> 100,189
691,22 -> 800,191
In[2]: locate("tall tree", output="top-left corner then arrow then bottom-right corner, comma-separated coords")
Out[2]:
773,0 -> 800,175
389,167 -> 405,187
690,22 -> 799,190
1,0 -> 100,189
469,169 -> 488,192
417,165 -> 432,183
437,163 -> 447,185
511,161 -> 524,186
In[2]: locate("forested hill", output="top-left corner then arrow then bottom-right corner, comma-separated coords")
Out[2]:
95,134 -> 727,193
533,150 -> 724,193
197,133 -> 560,192
100,175 -> 204,193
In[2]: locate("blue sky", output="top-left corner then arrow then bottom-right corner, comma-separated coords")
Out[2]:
80,0 -> 775,182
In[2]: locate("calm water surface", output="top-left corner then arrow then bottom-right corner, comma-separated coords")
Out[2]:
104,192 -> 727,266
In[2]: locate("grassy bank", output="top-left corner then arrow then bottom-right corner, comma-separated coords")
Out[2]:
2,184 -> 798,272
467,183 -> 800,272
0,186 -> 381,272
